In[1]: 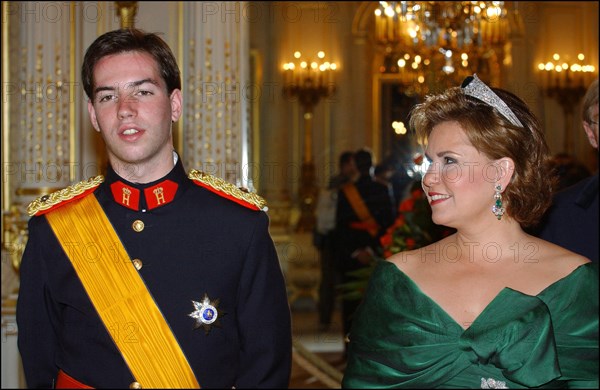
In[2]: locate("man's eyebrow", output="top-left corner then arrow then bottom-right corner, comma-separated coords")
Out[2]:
127,78 -> 159,89
93,78 -> 159,95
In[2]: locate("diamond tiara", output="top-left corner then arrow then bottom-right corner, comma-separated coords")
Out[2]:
461,74 -> 524,128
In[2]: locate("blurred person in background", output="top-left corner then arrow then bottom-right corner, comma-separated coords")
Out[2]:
537,78 -> 598,262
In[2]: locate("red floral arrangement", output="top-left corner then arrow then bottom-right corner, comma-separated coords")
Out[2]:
380,185 -> 453,257
340,180 -> 454,301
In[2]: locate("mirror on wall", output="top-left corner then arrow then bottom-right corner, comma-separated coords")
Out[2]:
376,76 -> 420,160
373,73 -> 424,205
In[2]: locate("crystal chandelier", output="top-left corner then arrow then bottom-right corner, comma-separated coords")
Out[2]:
374,1 -> 513,96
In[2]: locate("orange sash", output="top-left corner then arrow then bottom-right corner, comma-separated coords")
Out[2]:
341,183 -> 380,237
45,194 -> 200,388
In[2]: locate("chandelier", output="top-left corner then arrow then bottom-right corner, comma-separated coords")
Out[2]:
374,1 -> 513,96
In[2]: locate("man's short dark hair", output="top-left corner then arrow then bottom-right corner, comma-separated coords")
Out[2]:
81,28 -> 181,99
354,148 -> 373,173
339,151 -> 354,168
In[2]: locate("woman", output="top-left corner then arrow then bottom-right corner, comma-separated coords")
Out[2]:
342,75 -> 598,388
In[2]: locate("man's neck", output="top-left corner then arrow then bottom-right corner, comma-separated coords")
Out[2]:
111,151 -> 178,184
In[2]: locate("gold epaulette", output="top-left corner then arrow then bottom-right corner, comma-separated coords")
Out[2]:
188,169 -> 267,211
27,175 -> 105,217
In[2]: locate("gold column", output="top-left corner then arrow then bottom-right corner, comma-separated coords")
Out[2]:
2,1 -> 74,272
2,1 -> 11,212
69,2 -> 76,182
180,2 -> 248,186
1,2 -> 21,273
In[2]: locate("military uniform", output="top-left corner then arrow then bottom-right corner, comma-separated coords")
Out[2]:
16,156 -> 292,388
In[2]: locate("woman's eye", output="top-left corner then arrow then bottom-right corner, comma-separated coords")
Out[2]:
444,156 -> 456,164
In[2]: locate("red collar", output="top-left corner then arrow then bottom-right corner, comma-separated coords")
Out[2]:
110,180 -> 179,211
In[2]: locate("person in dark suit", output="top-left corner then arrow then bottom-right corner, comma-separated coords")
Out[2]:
16,28 -> 292,389
335,148 -> 396,344
537,78 -> 599,262
546,152 -> 591,192
314,150 -> 357,331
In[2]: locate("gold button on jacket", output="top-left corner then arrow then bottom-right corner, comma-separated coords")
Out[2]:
132,220 -> 145,232
132,259 -> 143,271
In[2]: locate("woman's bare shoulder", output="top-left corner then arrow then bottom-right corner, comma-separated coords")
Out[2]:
527,235 -> 590,267
387,235 -> 456,274
517,235 -> 591,292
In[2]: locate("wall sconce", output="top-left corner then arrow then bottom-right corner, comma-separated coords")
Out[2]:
115,1 -> 138,28
537,53 -> 597,153
282,51 -> 337,232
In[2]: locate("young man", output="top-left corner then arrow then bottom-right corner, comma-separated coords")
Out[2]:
16,28 -> 292,389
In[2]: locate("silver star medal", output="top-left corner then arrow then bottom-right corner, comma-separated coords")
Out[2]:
189,293 -> 222,334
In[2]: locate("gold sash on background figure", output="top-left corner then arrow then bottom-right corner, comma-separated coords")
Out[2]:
341,183 -> 380,237
45,194 -> 200,388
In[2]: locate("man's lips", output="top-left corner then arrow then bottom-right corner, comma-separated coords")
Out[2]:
118,126 -> 144,140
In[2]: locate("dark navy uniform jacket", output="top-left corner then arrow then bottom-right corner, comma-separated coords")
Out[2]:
16,157 -> 292,388
538,173 -> 599,263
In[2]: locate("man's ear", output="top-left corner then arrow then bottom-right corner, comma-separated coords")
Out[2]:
170,89 -> 182,122
583,121 -> 599,149
87,100 -> 101,132
496,157 -> 515,189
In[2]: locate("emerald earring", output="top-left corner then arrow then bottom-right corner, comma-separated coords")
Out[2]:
492,184 -> 505,220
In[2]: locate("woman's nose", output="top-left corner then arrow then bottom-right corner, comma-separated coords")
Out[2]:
422,162 -> 440,188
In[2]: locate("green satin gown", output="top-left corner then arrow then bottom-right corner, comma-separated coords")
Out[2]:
342,261 -> 599,389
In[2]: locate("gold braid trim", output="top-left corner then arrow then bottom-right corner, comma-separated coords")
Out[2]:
26,175 -> 105,216
188,169 -> 267,211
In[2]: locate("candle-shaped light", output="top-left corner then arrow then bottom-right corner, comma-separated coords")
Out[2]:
570,63 -> 581,87
555,65 -> 563,88
577,53 -> 585,86
537,62 -> 546,89
292,51 -> 301,86
544,61 -> 554,87
300,61 -> 307,88
385,5 -> 394,43
375,9 -> 383,42
330,62 -> 337,87
310,61 -> 318,88
283,62 -> 290,85
317,51 -> 326,88
319,64 -> 326,88
288,62 -> 296,86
